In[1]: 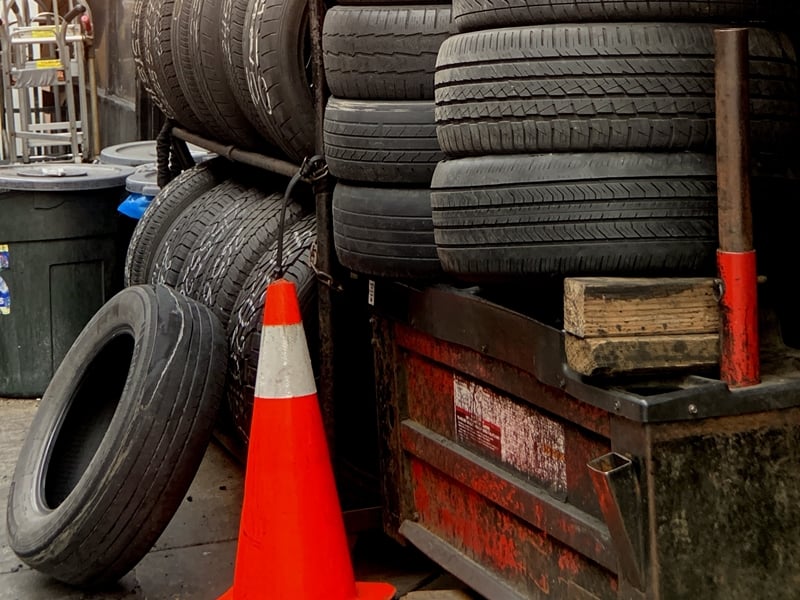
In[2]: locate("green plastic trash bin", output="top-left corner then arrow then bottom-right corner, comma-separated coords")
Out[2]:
0,163 -> 134,398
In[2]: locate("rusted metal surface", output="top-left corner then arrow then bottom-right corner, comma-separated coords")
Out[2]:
396,323 -> 611,438
405,459 -> 619,599
374,283 -> 800,423
171,126 -> 300,178
373,283 -> 800,599
648,408 -> 800,600
714,27 -> 761,388
373,317 -> 415,542
588,454 -> 646,591
400,521 -> 530,600
401,421 -> 616,572
717,250 -> 760,387
398,331 -> 610,519
715,28 -> 753,254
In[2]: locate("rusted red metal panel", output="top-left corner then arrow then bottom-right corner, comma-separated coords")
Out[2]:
400,331 -> 611,520
408,458 -> 619,599
395,323 -> 611,438
402,421 -> 616,572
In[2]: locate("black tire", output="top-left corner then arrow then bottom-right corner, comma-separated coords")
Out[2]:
132,0 -> 154,103
172,0 -> 257,146
451,0 -> 799,32
193,0 -> 263,148
324,98 -> 442,184
435,24 -> 799,156
227,214 -> 318,444
149,179 -> 249,287
125,158 -> 229,287
142,0 -> 206,133
333,183 -> 441,279
221,0 -> 271,138
176,188 -> 308,326
337,0 -> 441,4
430,153 -> 719,280
6,284 -> 226,586
244,0 -> 315,162
323,5 -> 452,101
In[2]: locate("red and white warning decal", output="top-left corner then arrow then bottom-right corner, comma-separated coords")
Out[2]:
454,377 -> 567,494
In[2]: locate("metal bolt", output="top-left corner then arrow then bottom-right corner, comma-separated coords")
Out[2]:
688,404 -> 699,416
614,400 -> 621,412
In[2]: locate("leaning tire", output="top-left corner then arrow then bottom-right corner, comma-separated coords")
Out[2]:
451,0 -> 798,32
125,158 -> 229,287
322,5 -> 452,101
6,284 -> 227,586
227,214 -> 318,444
324,98 -> 442,184
333,183 -> 442,279
435,24 -> 799,156
431,153 -> 719,280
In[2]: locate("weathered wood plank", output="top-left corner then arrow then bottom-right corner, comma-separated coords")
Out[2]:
564,277 -> 719,338
565,333 -> 720,377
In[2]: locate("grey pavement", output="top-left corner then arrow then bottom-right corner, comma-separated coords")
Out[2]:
0,399 -> 478,599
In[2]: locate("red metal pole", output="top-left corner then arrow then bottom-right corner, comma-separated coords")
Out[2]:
715,28 -> 760,388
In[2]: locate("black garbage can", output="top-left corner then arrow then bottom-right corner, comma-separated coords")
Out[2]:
0,163 -> 134,397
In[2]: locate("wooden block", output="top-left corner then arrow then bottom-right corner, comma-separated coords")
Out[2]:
565,333 -> 720,377
564,277 -> 719,338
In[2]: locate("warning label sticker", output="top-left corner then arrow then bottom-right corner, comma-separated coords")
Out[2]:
454,377 -> 567,494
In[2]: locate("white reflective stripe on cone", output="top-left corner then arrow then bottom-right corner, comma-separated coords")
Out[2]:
254,323 -> 317,399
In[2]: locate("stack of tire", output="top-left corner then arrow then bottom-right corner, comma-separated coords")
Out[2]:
133,0 -> 315,162
430,0 -> 800,282
124,158 -> 318,444
323,2 -> 452,279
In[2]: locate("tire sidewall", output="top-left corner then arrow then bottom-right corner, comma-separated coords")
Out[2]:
6,287 -> 157,560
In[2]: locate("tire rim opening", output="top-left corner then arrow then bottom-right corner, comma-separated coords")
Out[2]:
43,334 -> 135,509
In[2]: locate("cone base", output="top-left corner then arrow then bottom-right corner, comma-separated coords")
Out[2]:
355,581 -> 397,599
218,581 -> 396,600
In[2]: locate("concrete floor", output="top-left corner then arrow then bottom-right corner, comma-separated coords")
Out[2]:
0,399 -> 480,600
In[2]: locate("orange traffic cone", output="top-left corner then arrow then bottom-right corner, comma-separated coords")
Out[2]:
219,279 -> 396,600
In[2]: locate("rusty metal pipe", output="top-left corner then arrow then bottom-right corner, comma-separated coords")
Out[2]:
308,0 -> 337,451
714,28 -> 760,388
715,28 -> 753,253
171,126 -> 300,179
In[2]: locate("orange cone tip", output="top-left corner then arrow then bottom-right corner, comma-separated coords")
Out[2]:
262,278 -> 302,326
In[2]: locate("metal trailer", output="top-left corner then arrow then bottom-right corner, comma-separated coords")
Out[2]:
360,27 -> 800,600
369,280 -> 800,600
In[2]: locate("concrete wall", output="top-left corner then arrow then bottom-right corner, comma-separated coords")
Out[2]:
91,0 -> 140,146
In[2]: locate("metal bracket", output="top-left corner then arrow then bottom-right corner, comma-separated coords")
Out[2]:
310,241 -> 344,293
